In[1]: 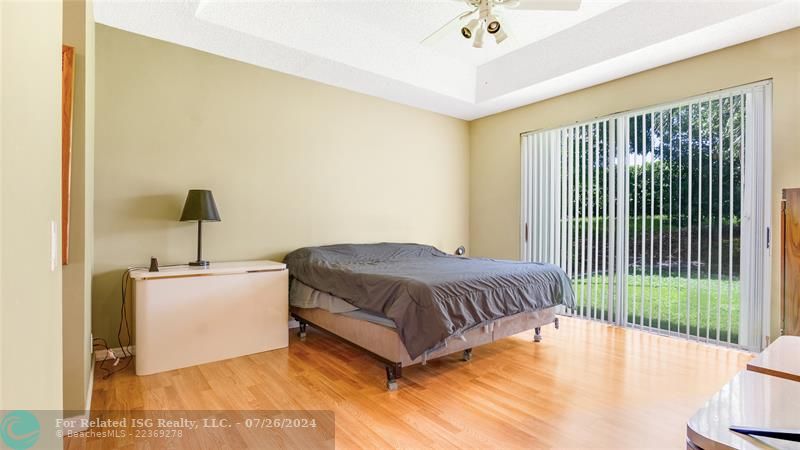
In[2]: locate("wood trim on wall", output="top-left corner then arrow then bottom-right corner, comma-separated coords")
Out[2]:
782,188 -> 800,336
782,191 -> 786,334
62,45 -> 75,265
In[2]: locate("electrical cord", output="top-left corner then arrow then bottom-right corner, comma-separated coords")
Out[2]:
97,268 -> 142,379
93,337 -> 112,378
103,262 -> 188,379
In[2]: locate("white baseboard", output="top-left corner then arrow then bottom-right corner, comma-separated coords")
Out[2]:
85,358 -> 95,411
93,322 -> 297,362
94,345 -> 135,362
60,411 -> 91,435
61,360 -> 96,436
92,321 -> 298,364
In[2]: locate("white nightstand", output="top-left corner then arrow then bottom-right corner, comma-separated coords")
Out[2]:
131,260 -> 288,375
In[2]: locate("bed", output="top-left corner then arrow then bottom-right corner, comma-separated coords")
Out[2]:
285,243 -> 575,390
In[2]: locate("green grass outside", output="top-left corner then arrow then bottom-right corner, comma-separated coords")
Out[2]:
572,274 -> 740,344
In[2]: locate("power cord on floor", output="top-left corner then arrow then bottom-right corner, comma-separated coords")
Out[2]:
100,263 -> 185,379
93,337 -> 114,379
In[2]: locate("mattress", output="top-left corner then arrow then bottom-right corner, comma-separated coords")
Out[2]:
285,243 -> 574,359
290,278 -> 359,313
291,279 -> 397,328
341,309 -> 397,329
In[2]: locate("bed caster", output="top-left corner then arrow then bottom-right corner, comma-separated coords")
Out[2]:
298,322 -> 308,341
385,364 -> 401,391
534,327 -> 542,343
462,348 -> 473,361
554,317 -> 560,330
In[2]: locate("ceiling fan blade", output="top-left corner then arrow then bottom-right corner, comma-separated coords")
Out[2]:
421,9 -> 476,46
500,0 -> 581,11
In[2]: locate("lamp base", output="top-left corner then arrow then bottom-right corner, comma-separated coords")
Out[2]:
189,260 -> 210,267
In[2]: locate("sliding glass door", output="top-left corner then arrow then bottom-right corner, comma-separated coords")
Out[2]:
521,82 -> 772,350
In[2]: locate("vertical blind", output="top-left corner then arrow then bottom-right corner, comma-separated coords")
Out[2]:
521,81 -> 772,350
522,120 -> 619,322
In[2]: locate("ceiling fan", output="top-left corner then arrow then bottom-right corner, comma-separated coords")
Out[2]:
422,0 -> 582,48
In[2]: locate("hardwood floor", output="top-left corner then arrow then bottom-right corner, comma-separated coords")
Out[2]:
68,317 -> 751,449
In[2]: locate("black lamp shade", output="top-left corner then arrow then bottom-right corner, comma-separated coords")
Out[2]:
180,190 -> 221,222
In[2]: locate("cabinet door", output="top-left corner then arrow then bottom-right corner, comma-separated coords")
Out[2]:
784,189 -> 800,336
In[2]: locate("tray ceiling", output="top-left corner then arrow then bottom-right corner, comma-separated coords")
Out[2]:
95,0 -> 799,120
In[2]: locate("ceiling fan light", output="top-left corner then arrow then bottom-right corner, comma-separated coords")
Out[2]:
461,18 -> 479,39
486,19 -> 501,34
494,27 -> 508,44
472,26 -> 485,48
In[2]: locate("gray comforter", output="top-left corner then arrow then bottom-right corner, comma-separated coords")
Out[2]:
284,243 -> 574,359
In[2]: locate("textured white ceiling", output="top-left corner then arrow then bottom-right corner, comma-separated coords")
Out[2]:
94,0 -> 800,120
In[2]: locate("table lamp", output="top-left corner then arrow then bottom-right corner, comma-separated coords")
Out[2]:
180,189 -> 221,267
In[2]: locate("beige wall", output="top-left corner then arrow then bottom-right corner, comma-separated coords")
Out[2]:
63,0 -> 94,412
0,0 -> 64,410
469,28 -> 800,339
93,25 -> 470,344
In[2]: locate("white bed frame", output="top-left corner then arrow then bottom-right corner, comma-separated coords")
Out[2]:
291,306 -> 560,390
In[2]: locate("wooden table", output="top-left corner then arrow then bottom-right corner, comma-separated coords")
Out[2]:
747,336 -> 800,382
686,370 -> 800,449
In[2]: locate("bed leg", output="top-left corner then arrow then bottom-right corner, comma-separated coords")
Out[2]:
462,348 -> 473,361
533,327 -> 542,343
385,363 -> 401,391
298,321 -> 308,341
554,317 -> 560,330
